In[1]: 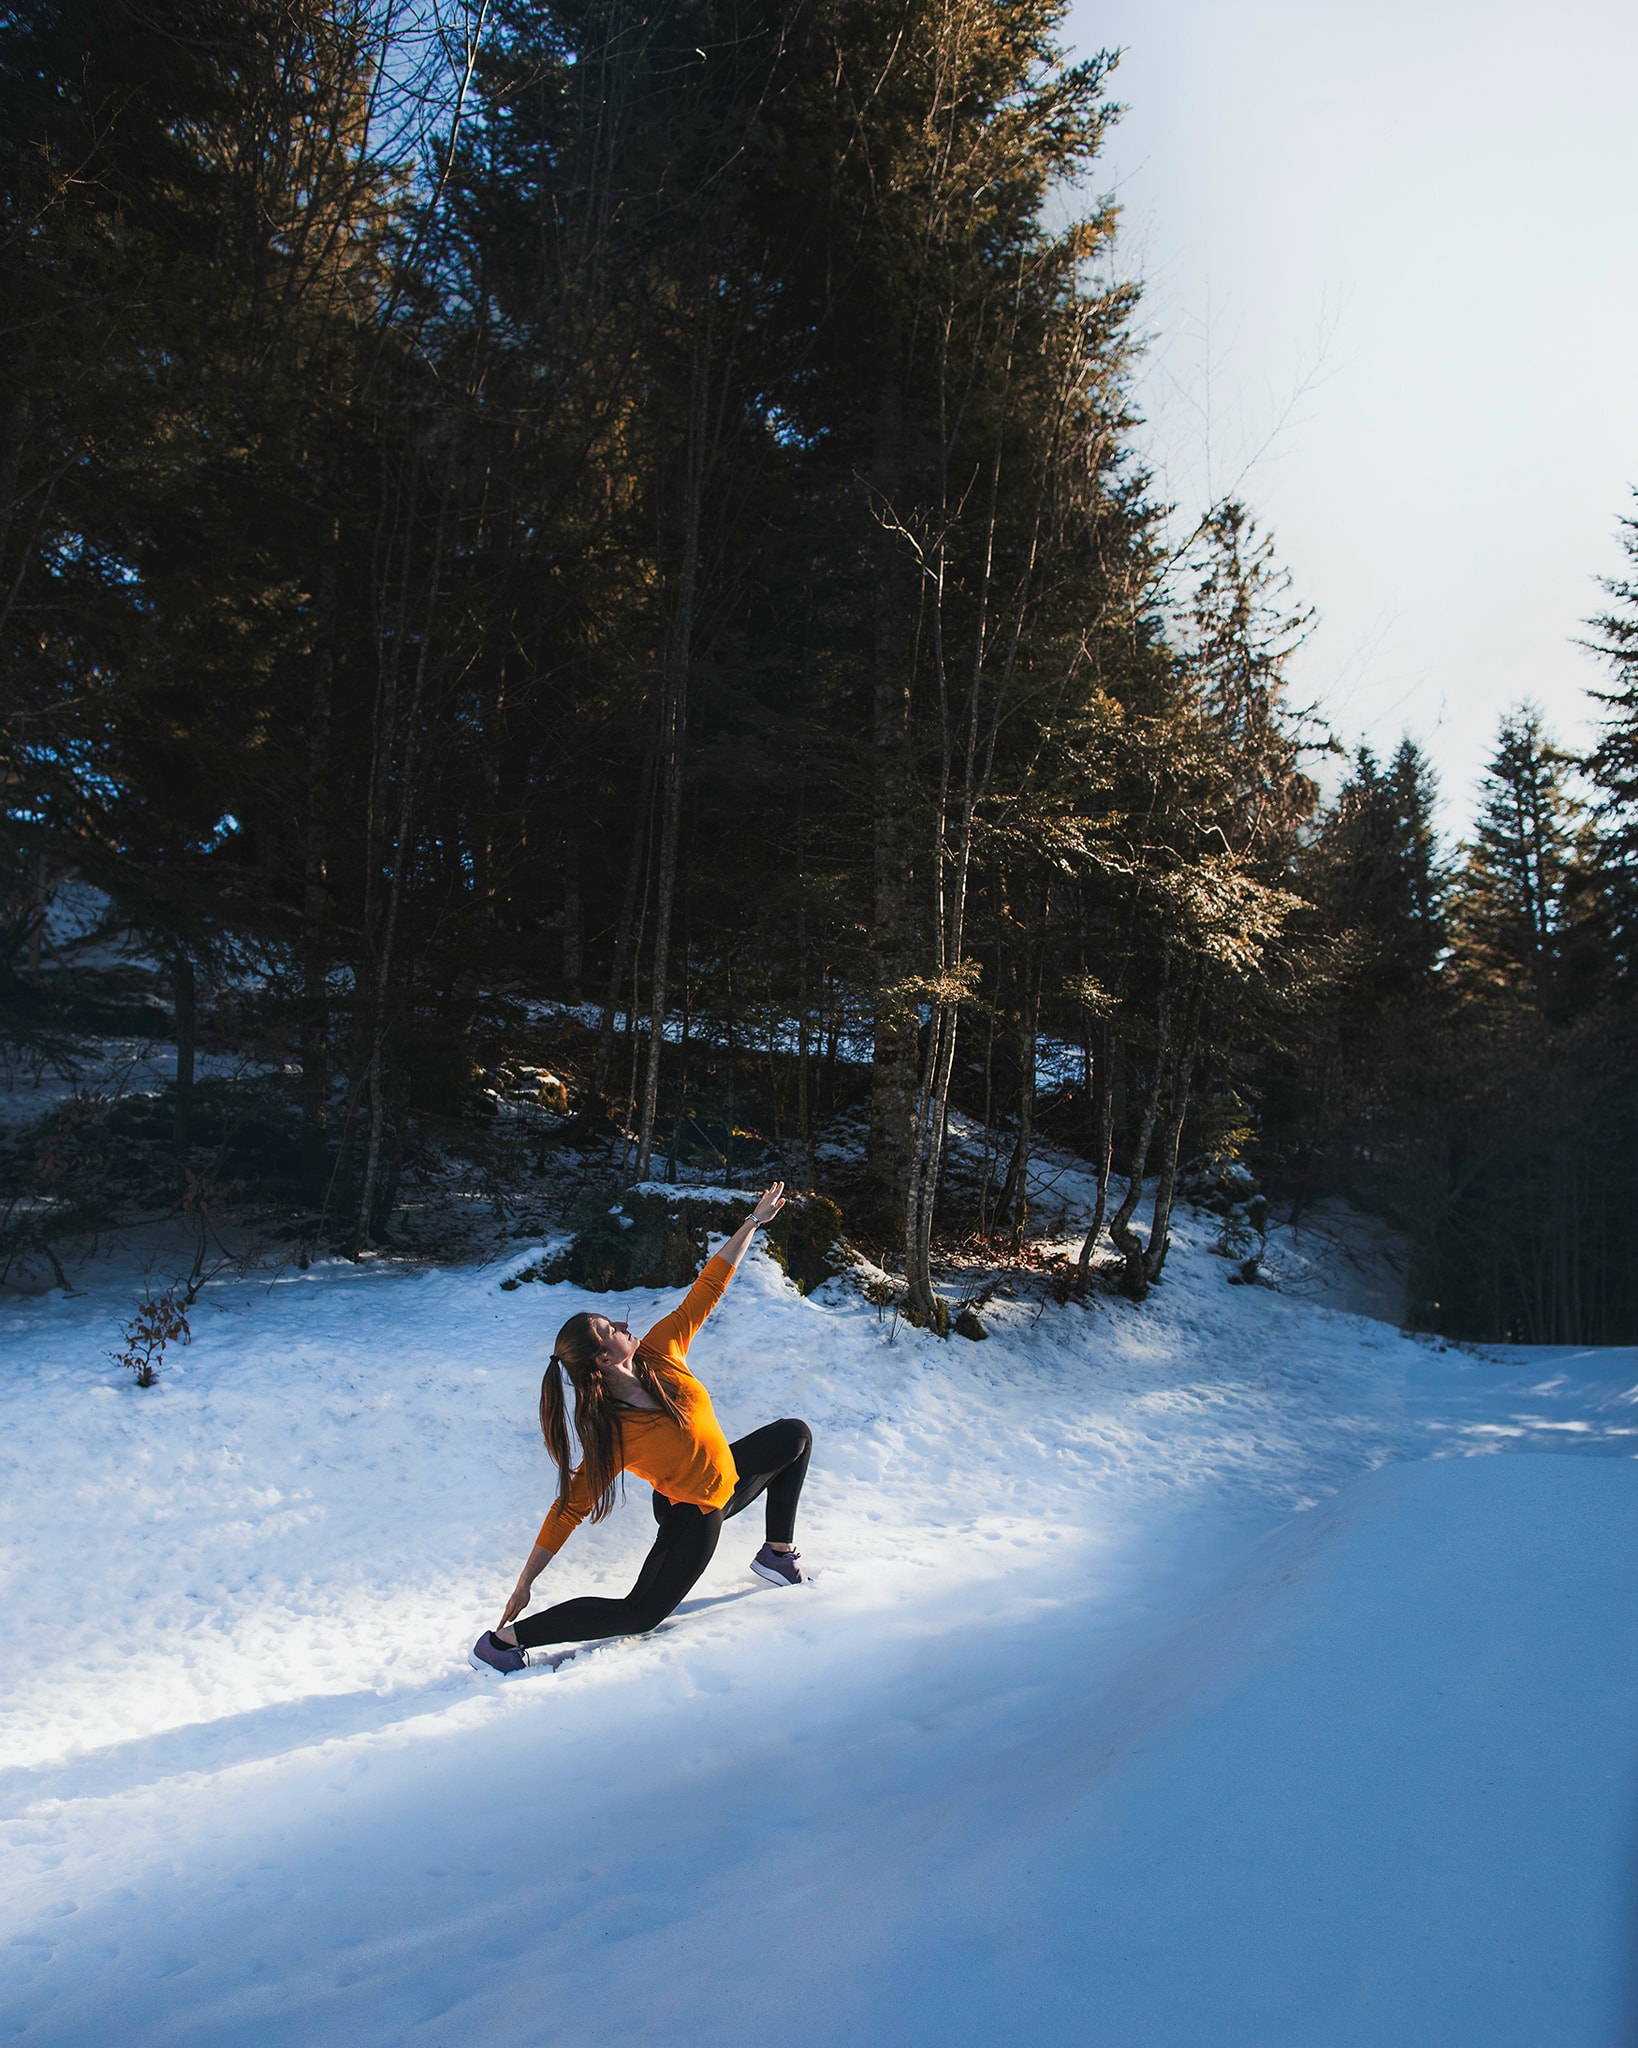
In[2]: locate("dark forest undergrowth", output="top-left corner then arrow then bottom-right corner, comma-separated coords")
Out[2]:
3,0 -> 1637,1340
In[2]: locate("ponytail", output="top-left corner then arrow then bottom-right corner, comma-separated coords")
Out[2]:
539,1355 -> 572,1502
541,1312 -> 687,1525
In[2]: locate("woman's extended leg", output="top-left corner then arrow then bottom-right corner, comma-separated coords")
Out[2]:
511,1501 -> 722,1650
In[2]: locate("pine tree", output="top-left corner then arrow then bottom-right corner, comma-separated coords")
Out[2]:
1313,737 -> 1446,1003
1584,493 -> 1638,976
1184,500 -> 1316,865
1448,704 -> 1579,1005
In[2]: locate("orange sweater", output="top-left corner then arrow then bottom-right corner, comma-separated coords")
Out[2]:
534,1254 -> 740,1555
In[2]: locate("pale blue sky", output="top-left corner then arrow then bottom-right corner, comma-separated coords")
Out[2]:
1069,0 -> 1638,828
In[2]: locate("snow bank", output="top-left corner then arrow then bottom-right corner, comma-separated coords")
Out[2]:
1,1204 -> 1635,2044
0,1210 -> 1402,1780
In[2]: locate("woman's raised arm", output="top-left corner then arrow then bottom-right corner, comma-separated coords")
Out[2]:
718,1183 -> 785,1272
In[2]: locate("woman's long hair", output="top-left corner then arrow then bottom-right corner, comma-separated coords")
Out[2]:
540,1312 -> 684,1523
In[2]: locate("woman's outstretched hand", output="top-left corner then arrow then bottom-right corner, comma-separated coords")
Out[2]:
719,1184 -> 787,1272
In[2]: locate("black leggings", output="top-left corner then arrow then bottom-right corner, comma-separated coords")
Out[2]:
512,1417 -> 812,1651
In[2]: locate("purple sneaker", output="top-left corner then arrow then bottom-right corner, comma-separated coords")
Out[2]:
469,1630 -> 527,1675
750,1544 -> 805,1587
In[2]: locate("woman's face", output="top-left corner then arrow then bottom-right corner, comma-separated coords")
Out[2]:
588,1315 -> 637,1369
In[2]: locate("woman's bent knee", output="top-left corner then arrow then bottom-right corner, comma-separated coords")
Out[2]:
623,1603 -> 677,1636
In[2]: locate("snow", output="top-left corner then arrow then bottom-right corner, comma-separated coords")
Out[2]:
0,1039 -> 270,1133
1027,1452 -> 1638,2046
1,1198 -> 1635,2045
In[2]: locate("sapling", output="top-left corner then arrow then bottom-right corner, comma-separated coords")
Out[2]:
112,1288 -> 190,1388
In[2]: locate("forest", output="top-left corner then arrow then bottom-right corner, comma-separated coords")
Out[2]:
3,0 -> 1637,1343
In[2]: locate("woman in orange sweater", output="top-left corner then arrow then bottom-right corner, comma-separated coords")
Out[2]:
471,1183 -> 811,1673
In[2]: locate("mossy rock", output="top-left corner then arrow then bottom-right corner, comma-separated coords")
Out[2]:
764,1193 -> 847,1296
902,1293 -> 952,1338
953,1306 -> 988,1341
540,1186 -> 849,1294
543,1189 -> 719,1291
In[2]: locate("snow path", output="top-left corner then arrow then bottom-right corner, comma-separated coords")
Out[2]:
1,1211 -> 1635,2043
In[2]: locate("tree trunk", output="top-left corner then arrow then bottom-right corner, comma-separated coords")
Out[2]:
976,936 -> 1001,1235
172,946 -> 196,1157
900,275 -> 1041,1322
299,530 -> 336,1211
995,939 -> 1041,1239
1108,975 -> 1174,1298
1075,1022 -> 1116,1293
865,387 -> 918,1241
636,238 -> 739,1182
793,788 -> 813,1188
561,827 -> 582,997
1144,993 -> 1202,1283
623,842 -> 653,1132
905,1000 -> 961,1328
634,626 -> 690,1179
26,851 -> 47,973
822,977 -> 840,1118
353,468 -> 447,1253
0,391 -> 30,594
592,748 -> 655,1110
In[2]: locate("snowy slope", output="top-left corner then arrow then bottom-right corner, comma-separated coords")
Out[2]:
1,1206 -> 1635,2045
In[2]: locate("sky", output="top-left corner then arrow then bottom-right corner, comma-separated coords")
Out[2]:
1067,0 -> 1638,832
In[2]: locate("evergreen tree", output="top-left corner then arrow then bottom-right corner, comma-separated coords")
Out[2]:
1448,704 -> 1579,1006
1312,738 -> 1446,1002
1184,500 -> 1316,865
1584,493 -> 1638,977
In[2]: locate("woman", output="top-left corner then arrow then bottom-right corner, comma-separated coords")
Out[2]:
471,1182 -> 812,1673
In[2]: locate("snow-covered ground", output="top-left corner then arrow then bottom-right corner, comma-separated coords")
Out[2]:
1,1189 -> 1635,2045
